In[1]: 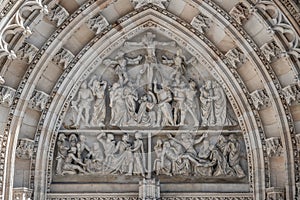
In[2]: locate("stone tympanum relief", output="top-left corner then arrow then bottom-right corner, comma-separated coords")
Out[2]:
63,32 -> 237,129
56,32 -> 246,183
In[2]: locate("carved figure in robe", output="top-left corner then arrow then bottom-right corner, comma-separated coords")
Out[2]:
171,49 -> 186,85
71,81 -> 94,127
161,141 -> 190,176
113,134 -> 134,175
109,83 -> 128,126
85,142 -> 105,173
184,80 -> 200,126
56,133 -> 69,175
224,134 -> 245,178
69,134 -> 78,150
167,133 -> 207,167
90,78 -> 107,127
194,139 -> 213,176
137,92 -> 157,126
97,133 -> 117,172
131,132 -> 146,176
124,32 -> 175,89
77,135 -> 91,162
62,147 -> 87,175
199,80 -> 215,126
123,84 -> 138,125
212,82 -> 235,126
154,80 -> 174,126
203,145 -> 235,177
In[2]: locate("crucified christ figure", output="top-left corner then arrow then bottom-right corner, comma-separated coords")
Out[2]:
124,32 -> 176,89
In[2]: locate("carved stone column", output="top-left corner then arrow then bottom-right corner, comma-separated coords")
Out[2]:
139,178 -> 160,200
266,187 -> 285,200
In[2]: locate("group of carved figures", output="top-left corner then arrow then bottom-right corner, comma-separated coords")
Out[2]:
56,132 -> 146,176
69,32 -> 236,128
70,77 -> 235,128
153,133 -> 245,177
55,132 -> 245,178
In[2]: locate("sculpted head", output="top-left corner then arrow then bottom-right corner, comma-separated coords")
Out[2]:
107,134 -> 114,141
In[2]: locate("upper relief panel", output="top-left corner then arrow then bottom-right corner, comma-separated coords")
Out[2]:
61,31 -> 238,130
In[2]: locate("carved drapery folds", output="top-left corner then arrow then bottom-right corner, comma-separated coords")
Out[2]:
0,85 -> 16,106
191,14 -> 210,34
86,14 -> 109,35
250,89 -> 269,110
266,137 -> 283,157
46,0 -> 69,27
52,48 -> 74,69
16,138 -> 34,159
16,42 -> 39,63
0,0 -> 47,60
229,2 -> 250,25
29,90 -> 49,111
225,48 -> 246,69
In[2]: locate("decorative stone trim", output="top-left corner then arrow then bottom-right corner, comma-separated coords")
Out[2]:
16,138 -> 34,159
46,193 -> 253,200
16,42 -> 39,63
282,84 -> 300,105
86,14 -> 109,34
266,187 -> 285,200
139,178 -> 160,200
250,89 -> 269,110
46,1 -> 69,27
29,90 -> 49,111
225,48 -> 247,69
52,48 -> 75,69
266,137 -> 283,157
0,85 -> 16,106
190,14 -> 210,34
13,187 -> 32,200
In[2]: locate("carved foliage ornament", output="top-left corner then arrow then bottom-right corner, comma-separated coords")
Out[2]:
229,2 -> 250,25
16,42 -> 39,63
225,47 -> 247,69
250,89 -> 269,110
266,137 -> 283,157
